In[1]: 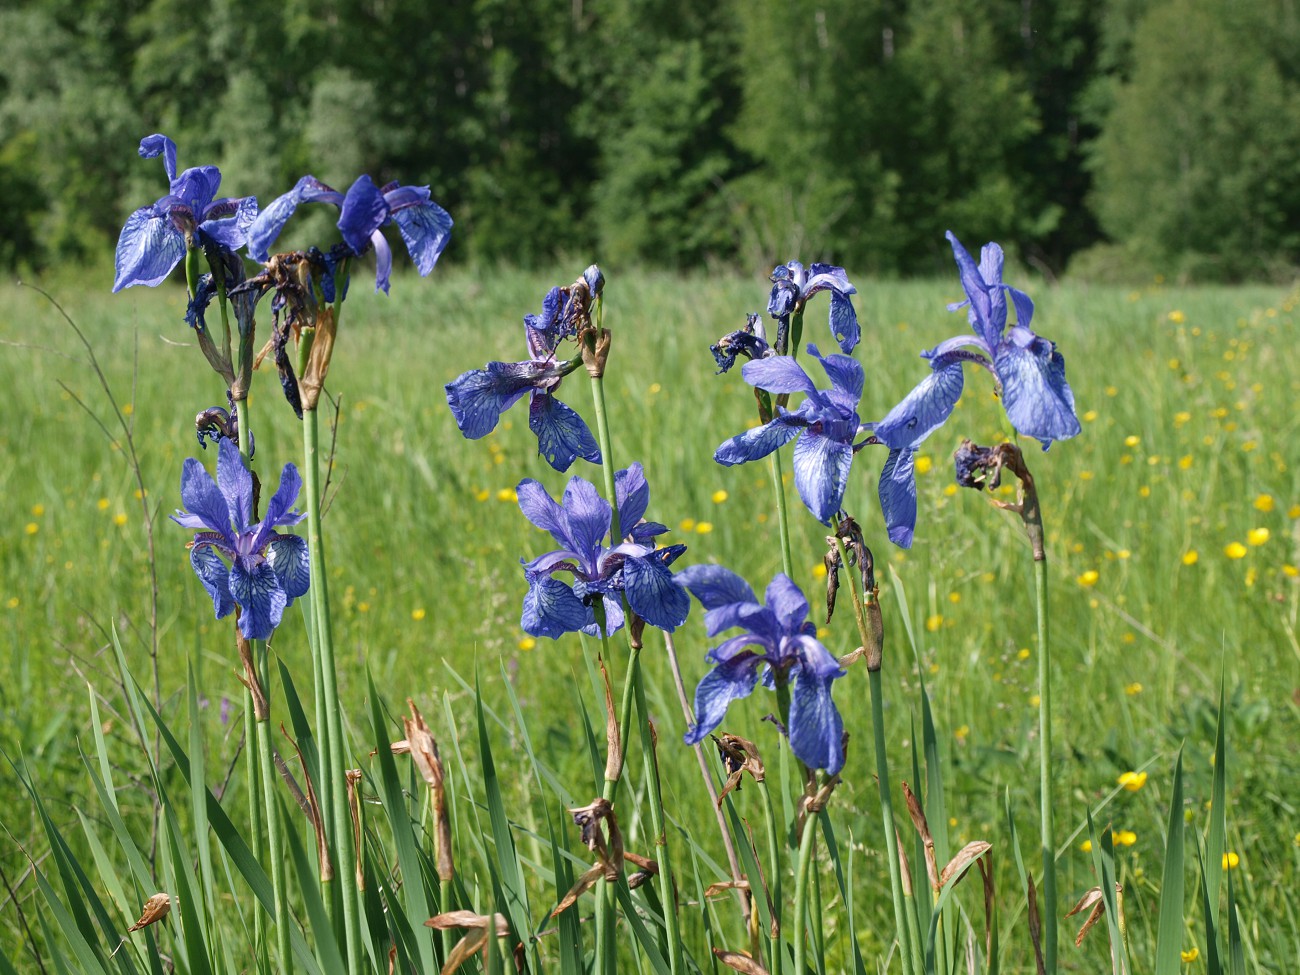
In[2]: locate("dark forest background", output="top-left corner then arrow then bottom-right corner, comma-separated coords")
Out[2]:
3,0 -> 1299,281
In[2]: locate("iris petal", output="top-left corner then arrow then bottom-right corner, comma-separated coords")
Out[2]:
528,393 -> 601,472
714,414 -> 804,466
623,555 -> 689,631
521,576 -> 592,638
266,534 -> 310,602
190,543 -> 235,620
684,652 -> 763,745
175,457 -> 232,539
230,559 -> 288,640
445,361 -> 548,439
113,206 -> 186,292
871,360 -> 964,450
675,564 -> 757,609
878,447 -> 918,549
789,664 -> 845,774
557,476 -> 611,567
392,197 -> 453,276
828,289 -> 859,353
216,437 -> 254,532
763,574 -> 808,632
740,356 -> 818,396
791,432 -> 853,524
338,175 -> 389,254
994,329 -> 1081,447
615,462 -> 651,533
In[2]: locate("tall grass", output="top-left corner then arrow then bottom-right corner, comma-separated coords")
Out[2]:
1,266 -> 1297,969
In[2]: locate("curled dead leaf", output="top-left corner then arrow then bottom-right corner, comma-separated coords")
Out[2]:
127,892 -> 172,932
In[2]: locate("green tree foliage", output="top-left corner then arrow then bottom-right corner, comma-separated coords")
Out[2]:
1091,0 -> 1300,279
0,0 -> 1293,277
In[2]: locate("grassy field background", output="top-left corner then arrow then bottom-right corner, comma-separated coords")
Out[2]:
2,262 -> 1298,968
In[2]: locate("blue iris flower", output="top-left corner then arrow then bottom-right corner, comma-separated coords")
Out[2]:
171,437 -> 310,640
866,231 -> 1081,547
714,344 -> 866,524
446,285 -> 601,472
677,564 -> 846,775
517,464 -> 689,639
768,261 -> 860,354
248,174 -> 452,294
113,134 -> 258,293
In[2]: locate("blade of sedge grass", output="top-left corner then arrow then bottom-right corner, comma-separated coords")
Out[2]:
817,812 -> 869,975
74,810 -> 132,933
1084,811 -> 1127,975
186,667 -> 217,926
283,811 -> 346,974
1205,677 -> 1228,926
475,685 -> 537,969
30,861 -> 110,975
615,882 -> 673,975
86,687 -> 119,818
78,752 -> 153,893
498,661 -> 584,963
15,760 -> 132,973
1196,839 -> 1223,975
366,672 -> 437,975
1226,868 -> 1245,975
278,660 -> 323,797
721,796 -> 775,954
159,805 -> 212,975
1154,748 -> 1185,975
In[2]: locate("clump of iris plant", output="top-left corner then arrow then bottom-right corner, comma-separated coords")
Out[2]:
677,564 -> 846,775
713,344 -> 874,527
113,134 -> 258,293
171,437 -> 310,640
767,261 -> 860,354
517,463 -> 689,638
866,231 -> 1081,545
446,270 -> 603,472
249,173 -> 452,294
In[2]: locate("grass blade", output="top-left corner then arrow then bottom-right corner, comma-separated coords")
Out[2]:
1154,747 -> 1185,975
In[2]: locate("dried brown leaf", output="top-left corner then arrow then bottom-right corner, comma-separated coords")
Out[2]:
712,947 -> 770,975
1027,874 -> 1046,975
901,780 -> 938,891
937,841 -> 992,889
127,892 -> 171,932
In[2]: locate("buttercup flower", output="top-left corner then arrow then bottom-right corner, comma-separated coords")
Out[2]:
113,134 -> 258,292
767,261 -> 860,354
248,174 -> 452,293
446,285 -> 600,472
171,438 -> 309,639
677,565 -> 846,774
714,344 -> 866,524
867,231 -> 1081,545
517,464 -> 688,638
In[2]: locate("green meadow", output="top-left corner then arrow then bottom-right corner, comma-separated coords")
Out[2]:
2,265 -> 1298,969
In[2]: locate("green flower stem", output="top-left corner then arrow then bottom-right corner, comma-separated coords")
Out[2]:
588,354 -> 684,974
790,800 -> 818,975
829,525 -> 913,975
1035,556 -> 1057,975
769,450 -> 795,579
302,400 -> 362,973
254,684 -> 293,969
243,685 -> 267,965
758,781 -> 783,975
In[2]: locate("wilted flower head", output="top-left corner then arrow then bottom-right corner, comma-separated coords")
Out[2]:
113,134 -> 258,292
517,464 -> 688,638
677,565 -> 846,774
709,313 -> 771,374
446,276 -> 603,471
768,261 -> 860,354
248,174 -> 452,294
714,344 -> 866,524
866,231 -> 1081,546
171,438 -> 309,639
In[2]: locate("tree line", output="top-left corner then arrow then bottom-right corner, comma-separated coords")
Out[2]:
2,0 -> 1298,281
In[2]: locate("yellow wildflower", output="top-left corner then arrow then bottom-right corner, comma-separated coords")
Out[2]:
711,489 -> 728,504
1254,493 -> 1275,512
1182,550 -> 1199,565
1124,435 -> 1140,447
914,455 -> 933,475
1017,648 -> 1031,661
1247,527 -> 1270,546
1168,310 -> 1186,324
1222,851 -> 1239,870
113,513 -> 129,527
1080,839 -> 1093,853
1224,542 -> 1247,559
1077,570 -> 1100,587
1181,947 -> 1199,963
24,523 -> 38,535
1125,682 -> 1143,695
1118,771 -> 1148,792
496,488 -> 517,503
411,608 -> 427,622
518,637 -> 537,651
812,563 -> 827,579
924,614 -> 943,633
695,522 -> 714,534
1113,830 -> 1137,847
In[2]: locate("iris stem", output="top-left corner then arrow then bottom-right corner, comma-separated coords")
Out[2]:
769,451 -> 795,580
302,400 -> 362,973
830,527 -> 913,975
791,800 -> 818,975
1036,555 -> 1057,975
253,670 -> 292,969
